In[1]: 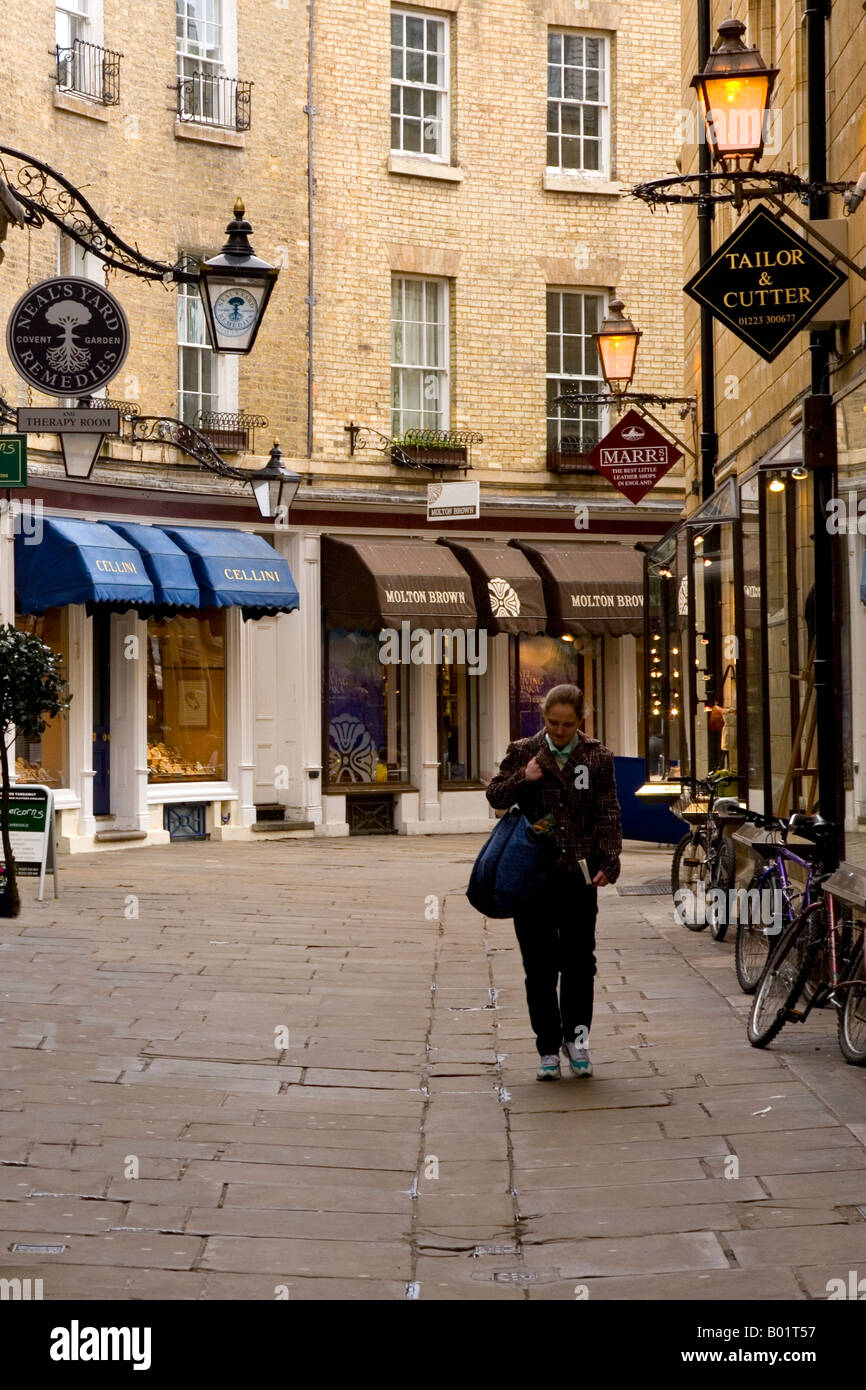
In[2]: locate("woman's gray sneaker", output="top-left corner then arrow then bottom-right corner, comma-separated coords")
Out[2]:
536,1054 -> 561,1081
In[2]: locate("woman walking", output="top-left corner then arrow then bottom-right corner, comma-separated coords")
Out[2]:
485,685 -> 622,1081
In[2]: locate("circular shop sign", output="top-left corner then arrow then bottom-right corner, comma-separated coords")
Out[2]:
6,275 -> 130,397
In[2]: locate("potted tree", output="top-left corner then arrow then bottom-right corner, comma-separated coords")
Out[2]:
0,625 -> 70,918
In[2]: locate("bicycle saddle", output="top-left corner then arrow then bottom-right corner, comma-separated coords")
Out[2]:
788,813 -> 836,842
714,797 -> 742,816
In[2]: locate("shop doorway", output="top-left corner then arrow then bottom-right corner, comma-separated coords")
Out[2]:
92,610 -> 111,816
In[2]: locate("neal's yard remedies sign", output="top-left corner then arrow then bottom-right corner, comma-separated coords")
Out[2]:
585,410 -> 682,504
6,276 -> 130,397
684,205 -> 847,362
0,785 -> 59,901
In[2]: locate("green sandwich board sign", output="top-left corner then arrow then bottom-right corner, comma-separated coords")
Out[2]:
0,784 -> 59,900
0,433 -> 27,486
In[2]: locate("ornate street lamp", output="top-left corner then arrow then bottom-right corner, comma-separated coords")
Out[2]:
198,200 -> 279,354
595,298 -> 642,394
690,17 -> 778,171
249,440 -> 301,521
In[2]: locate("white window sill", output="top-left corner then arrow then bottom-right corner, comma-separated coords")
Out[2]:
54,90 -> 110,122
388,153 -> 463,182
147,782 -> 238,804
543,171 -> 622,196
174,120 -> 246,149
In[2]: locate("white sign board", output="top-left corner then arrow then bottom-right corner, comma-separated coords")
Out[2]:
2,785 -> 59,901
17,407 -> 120,434
427,480 -> 480,521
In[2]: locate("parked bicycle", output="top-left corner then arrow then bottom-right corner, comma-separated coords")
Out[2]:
747,817 -> 866,1065
733,812 -> 827,995
670,771 -> 740,939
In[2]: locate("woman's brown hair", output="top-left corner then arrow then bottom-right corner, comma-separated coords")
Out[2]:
542,684 -> 585,719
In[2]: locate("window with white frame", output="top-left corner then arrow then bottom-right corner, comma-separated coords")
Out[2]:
56,0 -> 89,50
546,289 -> 607,457
176,0 -> 236,124
390,8 -> 449,160
547,31 -> 610,174
57,233 -> 106,403
391,276 -> 449,436
178,275 -> 218,425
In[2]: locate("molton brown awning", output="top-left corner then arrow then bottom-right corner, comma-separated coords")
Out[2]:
321,535 -> 477,631
511,540 -> 644,637
436,538 -> 547,635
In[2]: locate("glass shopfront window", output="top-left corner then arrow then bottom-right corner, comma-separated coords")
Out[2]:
147,610 -> 226,781
327,628 -> 409,784
510,633 -> 602,741
437,660 -> 479,784
741,475 -> 764,800
14,609 -> 70,787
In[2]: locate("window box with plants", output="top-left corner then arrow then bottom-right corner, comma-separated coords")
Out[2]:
390,429 -> 481,469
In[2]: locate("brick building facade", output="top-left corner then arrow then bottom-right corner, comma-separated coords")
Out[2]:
0,0 -> 687,848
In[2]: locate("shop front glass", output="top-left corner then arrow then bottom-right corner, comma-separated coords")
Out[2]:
14,609 -> 70,787
510,633 -> 602,741
437,660 -> 480,784
645,535 -> 688,782
327,628 -> 409,784
147,610 -> 226,781
740,475 -> 764,801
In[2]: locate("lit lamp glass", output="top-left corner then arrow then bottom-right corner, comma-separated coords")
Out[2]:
595,299 -> 642,394
690,18 -> 778,171
768,472 -> 786,493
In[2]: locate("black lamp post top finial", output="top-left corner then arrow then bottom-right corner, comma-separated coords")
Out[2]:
219,200 -> 255,260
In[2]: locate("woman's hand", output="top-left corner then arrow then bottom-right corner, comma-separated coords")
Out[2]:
592,870 -> 610,887
524,757 -> 544,782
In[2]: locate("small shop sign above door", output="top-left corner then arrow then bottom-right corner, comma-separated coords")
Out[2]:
684,205 -> 847,362
585,409 -> 682,504
6,276 -> 130,397
427,480 -> 480,520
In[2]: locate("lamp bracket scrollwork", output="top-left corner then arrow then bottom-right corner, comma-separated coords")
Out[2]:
0,144 -> 198,284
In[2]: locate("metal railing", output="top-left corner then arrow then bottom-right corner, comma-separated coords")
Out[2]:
56,40 -> 122,105
176,73 -> 252,132
195,411 -> 268,453
546,431 -> 598,472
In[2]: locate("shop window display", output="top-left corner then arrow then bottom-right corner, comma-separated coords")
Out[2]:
437,659 -> 479,783
14,609 -> 70,787
147,610 -> 226,780
511,634 -> 600,741
327,629 -> 409,784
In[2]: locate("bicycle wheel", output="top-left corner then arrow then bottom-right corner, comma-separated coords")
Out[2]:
708,837 -> 735,942
838,952 -> 866,1066
671,831 -> 708,931
747,908 -> 822,1048
735,869 -> 777,994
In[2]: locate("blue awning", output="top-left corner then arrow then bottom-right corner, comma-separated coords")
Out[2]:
107,523 -> 200,610
14,517 -> 155,615
160,527 -> 300,617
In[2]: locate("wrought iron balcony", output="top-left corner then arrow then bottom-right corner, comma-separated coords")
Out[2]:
390,429 -> 481,470
546,433 -> 598,473
194,411 -> 268,454
55,40 -> 122,105
176,73 -> 252,132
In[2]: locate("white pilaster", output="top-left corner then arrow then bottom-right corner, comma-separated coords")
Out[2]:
482,633 -> 511,779
109,612 -> 149,830
0,502 -> 15,624
414,660 -> 440,822
68,605 -> 94,838
226,606 -> 256,827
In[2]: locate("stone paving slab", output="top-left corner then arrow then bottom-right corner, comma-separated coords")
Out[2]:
2,833 -> 865,1302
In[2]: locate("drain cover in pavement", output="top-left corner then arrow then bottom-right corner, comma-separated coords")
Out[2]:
616,879 -> 671,896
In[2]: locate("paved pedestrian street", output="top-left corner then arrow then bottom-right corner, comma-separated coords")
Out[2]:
1,835 -> 865,1302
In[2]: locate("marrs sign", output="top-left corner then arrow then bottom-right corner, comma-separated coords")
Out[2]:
684,205 -> 847,362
